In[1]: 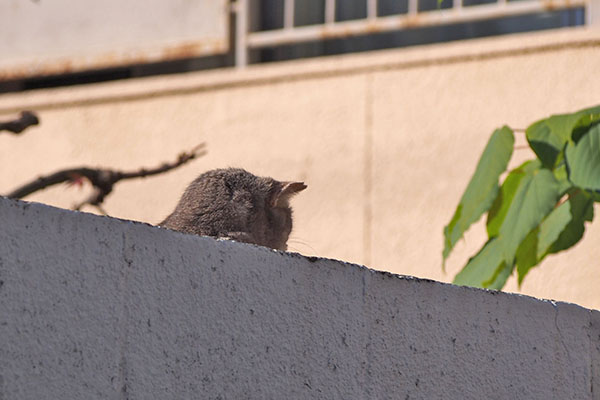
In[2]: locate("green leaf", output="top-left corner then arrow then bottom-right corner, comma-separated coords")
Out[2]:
487,160 -> 538,238
572,105 -> 600,143
565,124 -> 600,191
553,163 -> 572,196
449,105 -> 600,290
454,163 -> 560,289
537,200 -> 573,257
453,238 -> 504,287
526,122 -> 567,169
515,200 -> 573,285
526,105 -> 600,168
549,191 -> 594,253
498,167 -> 560,261
443,126 -> 514,266
483,262 -> 513,290
515,227 -> 539,285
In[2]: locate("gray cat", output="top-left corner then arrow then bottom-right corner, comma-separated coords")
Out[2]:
160,168 -> 306,251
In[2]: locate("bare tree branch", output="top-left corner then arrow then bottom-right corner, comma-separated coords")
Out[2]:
0,111 -> 40,134
5,143 -> 206,211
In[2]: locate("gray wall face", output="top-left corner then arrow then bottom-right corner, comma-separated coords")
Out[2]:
1,196 -> 599,399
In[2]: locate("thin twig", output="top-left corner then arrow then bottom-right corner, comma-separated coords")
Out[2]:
117,143 -> 206,180
0,111 -> 40,134
5,143 -> 206,210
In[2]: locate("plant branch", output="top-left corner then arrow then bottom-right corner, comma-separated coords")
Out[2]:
0,111 -> 40,134
5,143 -> 206,210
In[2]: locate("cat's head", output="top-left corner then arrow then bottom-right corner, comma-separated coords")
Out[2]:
166,168 -> 306,251
260,179 -> 307,250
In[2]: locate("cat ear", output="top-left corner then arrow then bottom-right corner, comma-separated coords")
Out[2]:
271,181 -> 307,207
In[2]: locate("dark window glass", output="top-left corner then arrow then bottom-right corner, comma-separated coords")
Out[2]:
419,0 -> 453,12
463,0 -> 496,7
250,0 -> 284,31
335,0 -> 367,21
295,0 -> 326,26
378,0 -> 409,15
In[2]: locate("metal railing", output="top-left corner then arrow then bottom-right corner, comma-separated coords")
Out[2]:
233,0 -> 597,67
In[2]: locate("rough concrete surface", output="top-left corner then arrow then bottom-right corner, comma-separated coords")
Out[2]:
1,196 -> 599,399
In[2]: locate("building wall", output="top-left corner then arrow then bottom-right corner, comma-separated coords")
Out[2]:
1,196 -> 599,399
1,27 -> 599,309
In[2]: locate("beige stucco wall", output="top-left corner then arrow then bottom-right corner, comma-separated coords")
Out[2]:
1,27 -> 599,309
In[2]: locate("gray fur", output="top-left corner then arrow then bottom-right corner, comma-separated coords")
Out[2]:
160,168 -> 306,250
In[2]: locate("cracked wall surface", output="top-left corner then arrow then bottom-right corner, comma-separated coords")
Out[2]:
1,196 -> 599,399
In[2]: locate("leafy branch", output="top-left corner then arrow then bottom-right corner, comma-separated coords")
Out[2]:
0,111 -> 40,134
5,143 -> 206,213
444,105 -> 600,289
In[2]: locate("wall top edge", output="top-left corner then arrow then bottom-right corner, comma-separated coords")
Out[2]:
1,195 -> 597,313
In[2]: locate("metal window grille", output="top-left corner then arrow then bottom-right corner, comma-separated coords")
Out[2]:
234,0 -> 598,66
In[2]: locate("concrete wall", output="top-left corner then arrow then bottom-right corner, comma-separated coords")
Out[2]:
1,27 -> 600,309
1,196 -> 599,399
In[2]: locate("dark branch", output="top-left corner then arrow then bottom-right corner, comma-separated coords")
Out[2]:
7,167 -> 109,199
0,111 -> 40,134
117,143 -> 206,180
5,143 -> 206,210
